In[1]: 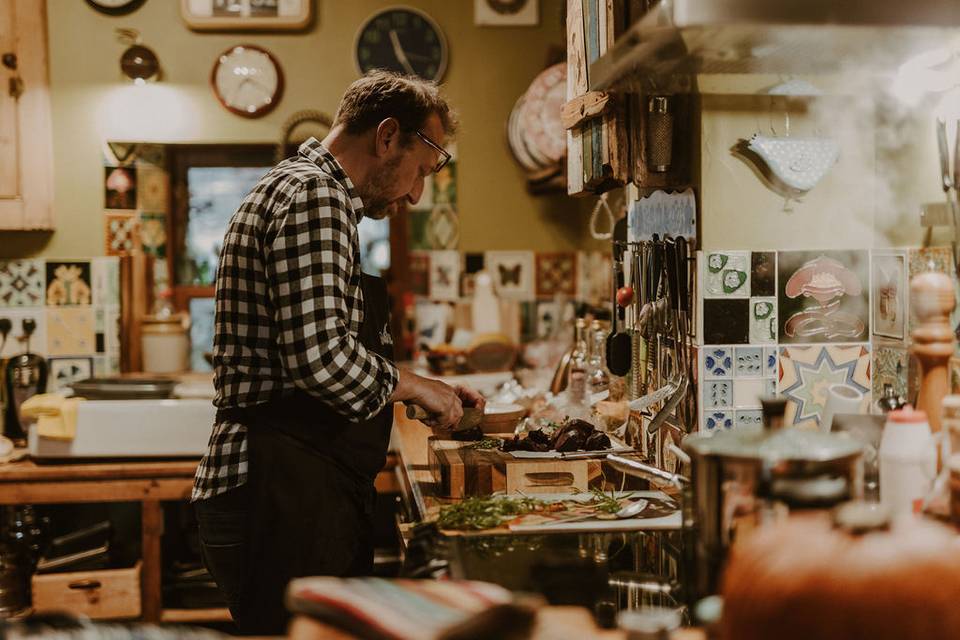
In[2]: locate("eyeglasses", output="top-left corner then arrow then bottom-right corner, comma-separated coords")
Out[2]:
415,130 -> 451,173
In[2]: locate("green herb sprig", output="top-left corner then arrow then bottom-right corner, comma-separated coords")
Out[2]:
437,495 -> 548,531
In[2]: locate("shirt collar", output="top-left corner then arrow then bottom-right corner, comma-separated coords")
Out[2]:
298,137 -> 365,224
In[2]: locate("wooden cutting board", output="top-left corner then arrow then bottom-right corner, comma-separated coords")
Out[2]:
428,437 -> 602,498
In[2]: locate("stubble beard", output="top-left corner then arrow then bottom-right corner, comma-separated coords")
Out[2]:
359,155 -> 403,221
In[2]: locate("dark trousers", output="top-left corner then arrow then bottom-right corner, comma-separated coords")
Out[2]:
195,427 -> 376,635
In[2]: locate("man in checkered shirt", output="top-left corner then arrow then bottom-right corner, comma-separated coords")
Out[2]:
193,71 -> 483,634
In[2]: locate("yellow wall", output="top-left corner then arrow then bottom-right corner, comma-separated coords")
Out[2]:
3,0 -> 599,259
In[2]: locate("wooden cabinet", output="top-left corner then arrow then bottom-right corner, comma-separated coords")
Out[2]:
0,0 -> 54,231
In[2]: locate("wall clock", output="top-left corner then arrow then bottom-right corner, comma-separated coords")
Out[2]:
355,7 -> 447,82
180,0 -> 312,31
211,45 -> 283,118
86,0 -> 147,16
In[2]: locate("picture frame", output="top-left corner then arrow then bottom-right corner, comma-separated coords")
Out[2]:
871,249 -> 907,341
180,0 -> 313,32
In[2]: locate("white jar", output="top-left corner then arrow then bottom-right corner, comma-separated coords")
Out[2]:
879,405 -> 937,517
141,314 -> 190,373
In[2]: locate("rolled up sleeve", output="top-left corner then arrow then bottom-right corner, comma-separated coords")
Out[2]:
264,177 -> 398,421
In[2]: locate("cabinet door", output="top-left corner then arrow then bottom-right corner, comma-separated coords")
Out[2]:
0,0 -> 53,230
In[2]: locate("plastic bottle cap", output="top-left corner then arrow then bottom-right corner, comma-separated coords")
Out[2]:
887,405 -> 927,423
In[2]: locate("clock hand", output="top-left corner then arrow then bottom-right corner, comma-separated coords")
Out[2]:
388,29 -> 417,76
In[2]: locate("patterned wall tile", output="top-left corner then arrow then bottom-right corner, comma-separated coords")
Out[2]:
409,252 -> 430,297
779,344 -> 871,430
104,166 -> 137,210
749,297 -> 777,344
429,250 -> 460,301
873,344 -> 909,402
702,347 -> 733,378
47,307 -> 96,356
486,251 -> 535,300
48,357 -> 93,393
703,251 -> 750,298
535,252 -> 577,297
872,250 -> 906,341
778,250 -> 870,344
734,346 -> 762,377
45,261 -> 92,306
137,165 -> 169,212
735,409 -> 763,430
105,211 -> 139,256
705,380 -> 732,408
764,347 -> 778,377
577,251 -> 612,305
426,204 -> 460,250
704,411 -> 734,432
750,251 -> 776,297
907,246 -> 960,331
733,378 -> 765,407
140,212 -> 167,258
91,257 -> 120,308
0,308 -> 46,359
0,260 -> 45,307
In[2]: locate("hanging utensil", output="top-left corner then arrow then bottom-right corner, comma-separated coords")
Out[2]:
607,256 -> 632,377
936,118 -> 959,266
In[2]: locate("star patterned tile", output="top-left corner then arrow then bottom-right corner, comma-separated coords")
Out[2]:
535,252 -> 577,297
0,260 -> 45,307
778,344 -> 871,430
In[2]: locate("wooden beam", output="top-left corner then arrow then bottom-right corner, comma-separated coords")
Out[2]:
561,91 -> 611,130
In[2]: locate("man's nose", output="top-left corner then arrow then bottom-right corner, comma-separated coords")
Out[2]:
406,177 -> 424,205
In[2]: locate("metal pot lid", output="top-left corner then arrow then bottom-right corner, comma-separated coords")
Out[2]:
683,426 -> 863,462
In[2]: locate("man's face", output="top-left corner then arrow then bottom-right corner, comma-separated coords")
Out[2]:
360,113 -> 446,220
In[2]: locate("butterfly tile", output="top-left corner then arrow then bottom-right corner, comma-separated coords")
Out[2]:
749,297 -> 777,344
777,250 -> 870,344
535,252 -> 577,297
0,308 -> 46,359
91,257 -> 120,308
735,409 -> 763,430
871,250 -> 906,341
872,345 -> 909,402
45,261 -> 92,306
429,250 -> 460,302
486,251 -> 534,300
704,380 -> 732,408
105,211 -> 139,256
139,212 -> 167,258
704,411 -> 734,432
702,298 -> 749,345
0,259 -> 45,307
779,344 -> 871,430
47,307 -> 96,356
409,252 -> 430,297
733,378 -> 766,408
48,357 -> 93,393
703,347 -> 733,378
137,165 -> 169,212
734,346 -> 763,377
750,251 -> 776,297
703,251 -> 749,298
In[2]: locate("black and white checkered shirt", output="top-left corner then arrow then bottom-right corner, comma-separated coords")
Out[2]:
192,138 -> 400,501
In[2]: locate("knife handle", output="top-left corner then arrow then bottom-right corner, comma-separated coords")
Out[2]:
937,118 -> 952,192
405,404 -> 429,420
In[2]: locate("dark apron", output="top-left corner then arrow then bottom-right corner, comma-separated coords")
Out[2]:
210,273 -> 394,634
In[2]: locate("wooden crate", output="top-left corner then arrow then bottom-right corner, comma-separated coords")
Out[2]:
428,437 -> 600,498
32,561 -> 141,620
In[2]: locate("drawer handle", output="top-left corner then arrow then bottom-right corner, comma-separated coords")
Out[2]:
68,579 -> 102,590
523,472 -> 575,486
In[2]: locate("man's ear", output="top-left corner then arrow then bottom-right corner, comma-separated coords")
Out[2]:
375,117 -> 401,158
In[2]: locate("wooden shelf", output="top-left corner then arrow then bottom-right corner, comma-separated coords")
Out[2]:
160,607 -> 232,623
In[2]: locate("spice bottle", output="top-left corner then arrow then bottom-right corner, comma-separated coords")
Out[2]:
879,406 -> 937,517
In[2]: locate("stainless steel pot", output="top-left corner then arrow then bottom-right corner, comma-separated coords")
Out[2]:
609,398 -> 864,604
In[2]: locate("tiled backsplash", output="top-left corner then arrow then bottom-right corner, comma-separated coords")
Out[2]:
0,257 -> 121,390
696,247 -> 941,433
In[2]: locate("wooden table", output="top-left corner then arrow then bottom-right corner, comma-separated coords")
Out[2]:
0,455 -> 399,624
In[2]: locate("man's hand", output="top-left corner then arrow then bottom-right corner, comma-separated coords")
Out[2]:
454,385 -> 486,414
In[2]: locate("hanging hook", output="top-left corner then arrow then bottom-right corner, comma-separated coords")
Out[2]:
590,192 -> 617,240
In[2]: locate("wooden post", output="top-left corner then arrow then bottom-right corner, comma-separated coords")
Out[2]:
911,270 -> 957,433
140,500 -> 164,622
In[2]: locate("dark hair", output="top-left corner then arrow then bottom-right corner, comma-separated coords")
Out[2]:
333,70 -> 457,140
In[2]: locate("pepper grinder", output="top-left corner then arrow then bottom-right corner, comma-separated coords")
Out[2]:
3,319 -> 47,446
910,270 -> 956,435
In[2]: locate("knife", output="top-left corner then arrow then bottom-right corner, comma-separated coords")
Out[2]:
405,404 -> 483,431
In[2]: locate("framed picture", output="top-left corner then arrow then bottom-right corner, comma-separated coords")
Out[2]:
872,249 -> 907,341
474,0 -> 538,26
180,0 -> 313,32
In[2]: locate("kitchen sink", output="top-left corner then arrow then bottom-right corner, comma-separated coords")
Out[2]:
28,399 -> 216,459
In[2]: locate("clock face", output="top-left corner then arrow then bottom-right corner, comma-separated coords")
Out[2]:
211,45 -> 283,118
355,8 -> 447,82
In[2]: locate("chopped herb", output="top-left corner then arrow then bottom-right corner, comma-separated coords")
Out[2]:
437,495 -> 549,530
466,438 -> 502,450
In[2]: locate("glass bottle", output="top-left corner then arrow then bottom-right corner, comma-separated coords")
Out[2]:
566,318 -> 589,418
588,319 -> 609,395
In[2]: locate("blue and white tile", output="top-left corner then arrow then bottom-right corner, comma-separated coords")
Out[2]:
764,347 -> 778,377
703,251 -> 750,298
734,346 -> 763,377
735,409 -> 763,430
704,411 -> 734,432
704,380 -> 733,408
734,378 -> 766,408
702,347 -> 733,378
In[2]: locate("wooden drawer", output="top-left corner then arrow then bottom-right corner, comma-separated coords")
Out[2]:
32,562 -> 141,620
